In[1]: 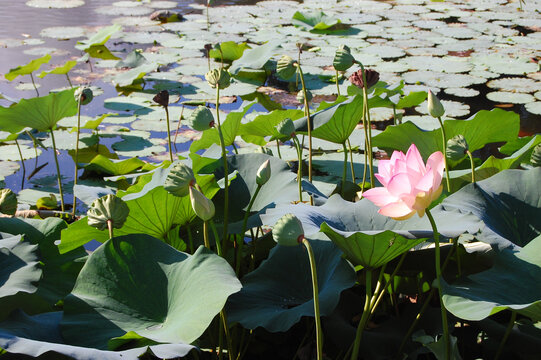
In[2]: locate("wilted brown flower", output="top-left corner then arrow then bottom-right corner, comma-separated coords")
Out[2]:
349,68 -> 380,89
153,90 -> 169,107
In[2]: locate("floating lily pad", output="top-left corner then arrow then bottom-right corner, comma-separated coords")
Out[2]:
26,0 -> 84,8
472,54 -> 538,75
0,161 -> 20,178
486,91 -> 536,104
40,26 -> 86,39
444,87 -> 480,98
104,95 -> 151,111
487,77 -> 540,93
42,131 -> 97,150
0,144 -> 42,161
525,102 -> 541,115
95,5 -> 153,16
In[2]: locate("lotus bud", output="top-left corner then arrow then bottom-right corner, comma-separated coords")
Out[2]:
164,161 -> 196,197
297,89 -> 313,104
189,186 -> 215,221
349,68 -> 379,89
276,118 -> 295,139
427,90 -> 445,118
333,45 -> 355,71
0,189 -> 17,215
446,135 -> 469,161
276,55 -> 297,80
74,87 -> 93,105
153,90 -> 169,107
256,159 -> 271,186
255,146 -> 273,156
272,213 -> 304,247
531,143 -> 541,167
205,68 -> 231,89
187,106 -> 215,131
87,194 -> 130,231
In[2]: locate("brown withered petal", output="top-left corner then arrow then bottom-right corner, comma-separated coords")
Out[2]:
153,90 -> 169,107
349,69 -> 380,89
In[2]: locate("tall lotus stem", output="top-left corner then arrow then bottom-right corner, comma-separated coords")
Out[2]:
14,138 -> 26,189
215,87 -> 230,241
203,221 -> 210,249
335,69 -> 341,96
342,142 -> 348,195
237,184 -> 262,274
425,208 -> 450,360
49,129 -> 64,211
294,64 -> 313,205
351,269 -> 372,360
66,74 -> 73,88
302,238 -> 323,360
165,106 -> 173,162
292,136 -> 303,202
72,97 -> 82,215
437,117 -> 451,192
467,150 -> 475,183
107,220 -> 113,239
347,138 -> 356,182
494,311 -> 516,360
360,65 -> 374,188
29,73 -> 39,97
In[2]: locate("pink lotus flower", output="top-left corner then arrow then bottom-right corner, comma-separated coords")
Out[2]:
361,144 -> 444,220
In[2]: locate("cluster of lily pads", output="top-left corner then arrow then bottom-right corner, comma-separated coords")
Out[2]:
1,0 -> 541,359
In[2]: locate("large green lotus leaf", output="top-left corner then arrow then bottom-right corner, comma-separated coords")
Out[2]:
0,88 -> 78,133
38,60 -> 77,78
75,24 -> 122,51
238,109 -> 304,146
441,168 -> 541,249
320,224 -> 426,269
292,11 -> 341,31
62,235 -> 241,349
190,101 -> 256,153
372,109 -> 519,166
84,154 -> 146,176
294,95 -> 364,144
227,239 -> 355,332
442,234 -> 541,322
0,310 -> 194,359
209,41 -> 250,63
229,40 -> 282,75
85,44 -> 121,60
113,62 -> 158,87
5,54 -> 51,81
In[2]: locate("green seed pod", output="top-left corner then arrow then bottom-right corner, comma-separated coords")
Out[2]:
276,55 -> 296,80
446,134 -> 469,161
164,161 -> 196,197
189,186 -> 215,221
153,90 -> 169,107
187,106 -> 215,131
531,143 -> 541,167
275,118 -> 295,139
0,188 -> 17,215
205,68 -> 231,89
87,194 -> 130,231
74,87 -> 93,105
255,146 -> 273,156
427,90 -> 445,118
272,213 -> 304,247
333,45 -> 355,71
296,89 -> 313,104
256,159 -> 271,186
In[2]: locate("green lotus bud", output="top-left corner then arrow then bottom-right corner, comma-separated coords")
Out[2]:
187,106 -> 215,131
275,118 -> 295,139
205,68 -> 231,89
153,90 -> 169,107
189,186 -> 215,221
0,189 -> 17,215
427,90 -> 445,118
36,194 -> 57,210
164,161 -> 196,197
333,45 -> 355,71
272,213 -> 304,247
531,143 -> 541,167
255,146 -> 273,156
446,134 -> 469,161
87,194 -> 130,231
74,87 -> 93,105
297,89 -> 313,104
256,159 -> 271,186
276,55 -> 296,80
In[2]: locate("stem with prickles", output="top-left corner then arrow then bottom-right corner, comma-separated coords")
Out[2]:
15,138 -> 26,190
165,106 -> 173,162
72,96 -> 82,216
49,129 -> 64,212
216,87 -> 230,242
437,116 -> 451,192
467,150 -> 475,183
302,238 -> 323,360
296,64 -> 313,205
29,73 -> 39,97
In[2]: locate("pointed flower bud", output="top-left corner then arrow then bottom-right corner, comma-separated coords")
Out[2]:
349,68 -> 380,89
275,118 -> 295,139
75,87 -> 93,105
187,106 -> 215,131
427,90 -> 445,118
164,161 -> 196,197
333,44 -> 355,71
446,135 -> 469,161
531,143 -> 541,167
297,89 -> 313,104
87,194 -> 130,231
205,68 -> 231,89
256,159 -> 271,186
272,213 -> 304,247
276,55 -> 296,80
189,186 -> 215,221
153,90 -> 169,107
0,188 -> 17,215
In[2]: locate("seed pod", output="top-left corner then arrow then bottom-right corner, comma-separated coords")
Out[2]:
446,135 -> 469,161
189,186 -> 215,221
205,68 -> 231,89
256,159 -> 271,186
297,89 -> 313,104
153,90 -> 169,107
272,213 -> 304,247
333,45 -> 355,71
349,68 -> 380,89
74,87 -> 93,105
275,118 -> 295,139
87,194 -> 130,231
0,188 -> 17,215
276,55 -> 296,80
187,106 -> 215,131
427,90 -> 445,118
164,161 -> 196,197
531,143 -> 541,167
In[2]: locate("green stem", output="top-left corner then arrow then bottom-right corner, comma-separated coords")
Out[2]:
49,129 -> 64,212
342,142 -> 348,196
107,219 -> 113,239
206,2 -> 210,31
466,150 -> 475,183
236,185 -> 262,274
293,136 -> 303,202
165,106 -> 173,162
296,64 -> 313,205
370,252 -> 407,314
203,221 -> 210,249
425,208 -> 450,360
360,90 -> 369,194
392,104 -> 398,125
494,311 -> 517,360
302,239 -> 323,360
351,269 -> 372,360
220,310 -> 234,360
335,69 -> 341,96
29,73 -> 39,97
73,97 -> 82,216
216,87 -> 230,242
186,223 -> 194,253
347,138 -> 355,182
209,220 -> 223,257
14,138 -> 26,190
66,73 -> 73,88
360,66 -> 374,188
437,117 -> 451,193
276,140 -> 282,159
